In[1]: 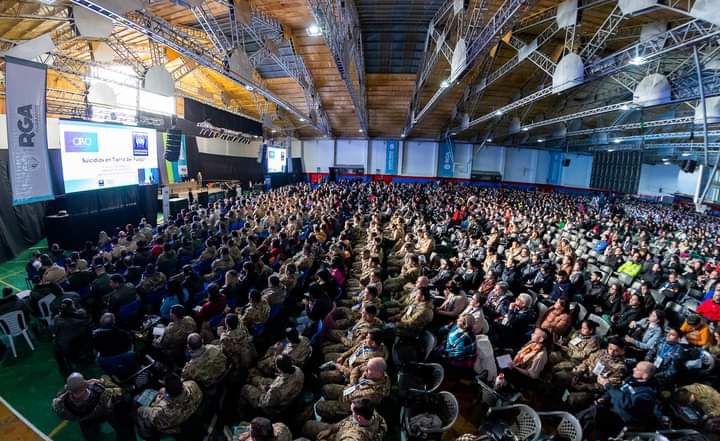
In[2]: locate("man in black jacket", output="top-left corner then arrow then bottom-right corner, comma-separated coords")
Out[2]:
579,361 -> 660,438
92,313 -> 133,358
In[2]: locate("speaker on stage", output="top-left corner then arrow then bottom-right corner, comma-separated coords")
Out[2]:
329,167 -> 338,182
197,190 -> 209,205
165,129 -> 182,162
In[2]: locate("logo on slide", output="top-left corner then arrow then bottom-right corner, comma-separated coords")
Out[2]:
133,132 -> 149,156
64,131 -> 98,152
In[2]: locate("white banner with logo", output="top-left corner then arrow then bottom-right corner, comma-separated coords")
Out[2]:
6,56 -> 54,205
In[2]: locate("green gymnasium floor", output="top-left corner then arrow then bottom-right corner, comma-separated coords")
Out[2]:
0,240 -> 114,441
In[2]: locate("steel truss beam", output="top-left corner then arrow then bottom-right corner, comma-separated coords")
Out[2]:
579,3 -> 626,61
68,0 -> 326,134
308,0 -> 368,133
610,129 -> 720,142
105,32 -> 148,76
408,0 -> 538,131
506,22 -> 559,76
457,18 -> 720,133
513,0 -> 612,33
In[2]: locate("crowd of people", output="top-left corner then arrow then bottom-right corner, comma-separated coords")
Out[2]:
3,181 -> 720,440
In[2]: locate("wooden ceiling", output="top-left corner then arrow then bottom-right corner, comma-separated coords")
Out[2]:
0,0 -> 713,147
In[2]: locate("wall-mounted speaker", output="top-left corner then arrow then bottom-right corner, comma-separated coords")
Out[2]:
682,160 -> 698,173
164,129 -> 182,162
562,158 -> 571,167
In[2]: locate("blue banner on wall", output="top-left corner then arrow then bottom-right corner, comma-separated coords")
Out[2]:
437,142 -> 455,178
385,140 -> 399,174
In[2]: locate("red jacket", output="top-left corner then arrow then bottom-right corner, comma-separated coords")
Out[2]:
697,299 -> 720,322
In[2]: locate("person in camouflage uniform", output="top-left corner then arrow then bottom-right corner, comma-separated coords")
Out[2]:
388,287 -> 434,339
315,357 -> 391,421
323,305 -> 383,357
181,333 -> 228,389
253,328 -> 312,376
135,373 -> 202,439
153,305 -> 197,364
137,264 -> 167,295
240,354 -> 305,414
262,274 -> 287,306
52,373 -> 135,441
333,286 -> 383,330
319,330 -> 388,385
241,289 -> 271,331
302,398 -> 387,441
218,313 -> 256,370
550,320 -> 601,376
234,417 -> 293,441
560,337 -> 628,409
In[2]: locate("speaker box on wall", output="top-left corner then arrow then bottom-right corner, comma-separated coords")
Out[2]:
682,160 -> 698,173
164,129 -> 182,162
562,159 -> 571,167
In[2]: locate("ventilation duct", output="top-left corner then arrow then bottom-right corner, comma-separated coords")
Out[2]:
553,53 -> 584,94
73,5 -> 114,39
618,0 -> 658,15
633,73 -> 671,107
694,97 -> 720,124
143,65 -> 175,97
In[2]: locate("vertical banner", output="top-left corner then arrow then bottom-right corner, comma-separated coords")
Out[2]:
6,56 -> 54,205
162,186 -> 170,222
437,142 -> 455,178
385,140 -> 399,174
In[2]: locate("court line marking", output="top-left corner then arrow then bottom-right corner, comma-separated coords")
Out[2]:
48,420 -> 68,438
0,278 -> 22,292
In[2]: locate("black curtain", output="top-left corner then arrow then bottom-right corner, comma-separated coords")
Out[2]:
0,150 -> 47,262
183,98 -> 262,135
186,136 -> 264,182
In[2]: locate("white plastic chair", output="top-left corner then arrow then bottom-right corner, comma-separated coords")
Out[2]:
587,313 -> 610,337
0,311 -> 35,358
37,293 -> 56,328
487,404 -> 541,441
538,411 -> 582,441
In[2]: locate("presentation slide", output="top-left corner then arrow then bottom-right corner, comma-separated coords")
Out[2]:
59,121 -> 159,193
267,146 -> 287,173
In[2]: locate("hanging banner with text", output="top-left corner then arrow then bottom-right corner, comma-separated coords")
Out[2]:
385,140 -> 399,174
437,142 -> 455,178
6,57 -> 54,205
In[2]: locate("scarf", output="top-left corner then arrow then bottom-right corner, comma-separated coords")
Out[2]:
513,342 -> 544,368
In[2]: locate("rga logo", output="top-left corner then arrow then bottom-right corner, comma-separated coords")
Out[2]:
64,131 -> 99,153
17,105 -> 35,147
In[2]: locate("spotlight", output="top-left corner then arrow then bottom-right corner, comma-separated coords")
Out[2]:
244,84 -> 255,92
521,127 -> 529,132
495,110 -> 504,116
629,56 -> 646,65
486,138 -> 492,143
307,24 -> 322,36
440,79 -> 451,89
358,129 -> 364,133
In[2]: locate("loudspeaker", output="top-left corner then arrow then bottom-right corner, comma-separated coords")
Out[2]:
164,129 -> 182,162
682,160 -> 698,173
138,184 -> 158,226
562,159 -> 571,167
328,167 -> 338,182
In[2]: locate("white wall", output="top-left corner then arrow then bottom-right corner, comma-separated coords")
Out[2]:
503,147 -> 537,183
403,141 -> 438,176
472,145 -> 505,173
638,163 -> 681,196
368,140 -> 387,174
639,163 -> 702,197
453,143 -> 473,179
335,139 -> 368,167
196,137 -> 261,158
560,153 -> 593,188
302,139 -> 334,172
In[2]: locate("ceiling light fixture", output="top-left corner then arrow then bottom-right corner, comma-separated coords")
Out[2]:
682,152 -> 691,157
307,24 -> 322,37
613,138 -> 622,144
629,56 -> 646,66
299,118 -> 306,122
620,104 -> 630,111
244,84 -> 254,92
537,139 -> 545,143
358,129 -> 363,133
608,149 -> 615,152
495,110 -> 504,116
439,79 -> 451,89
486,138 -> 492,143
